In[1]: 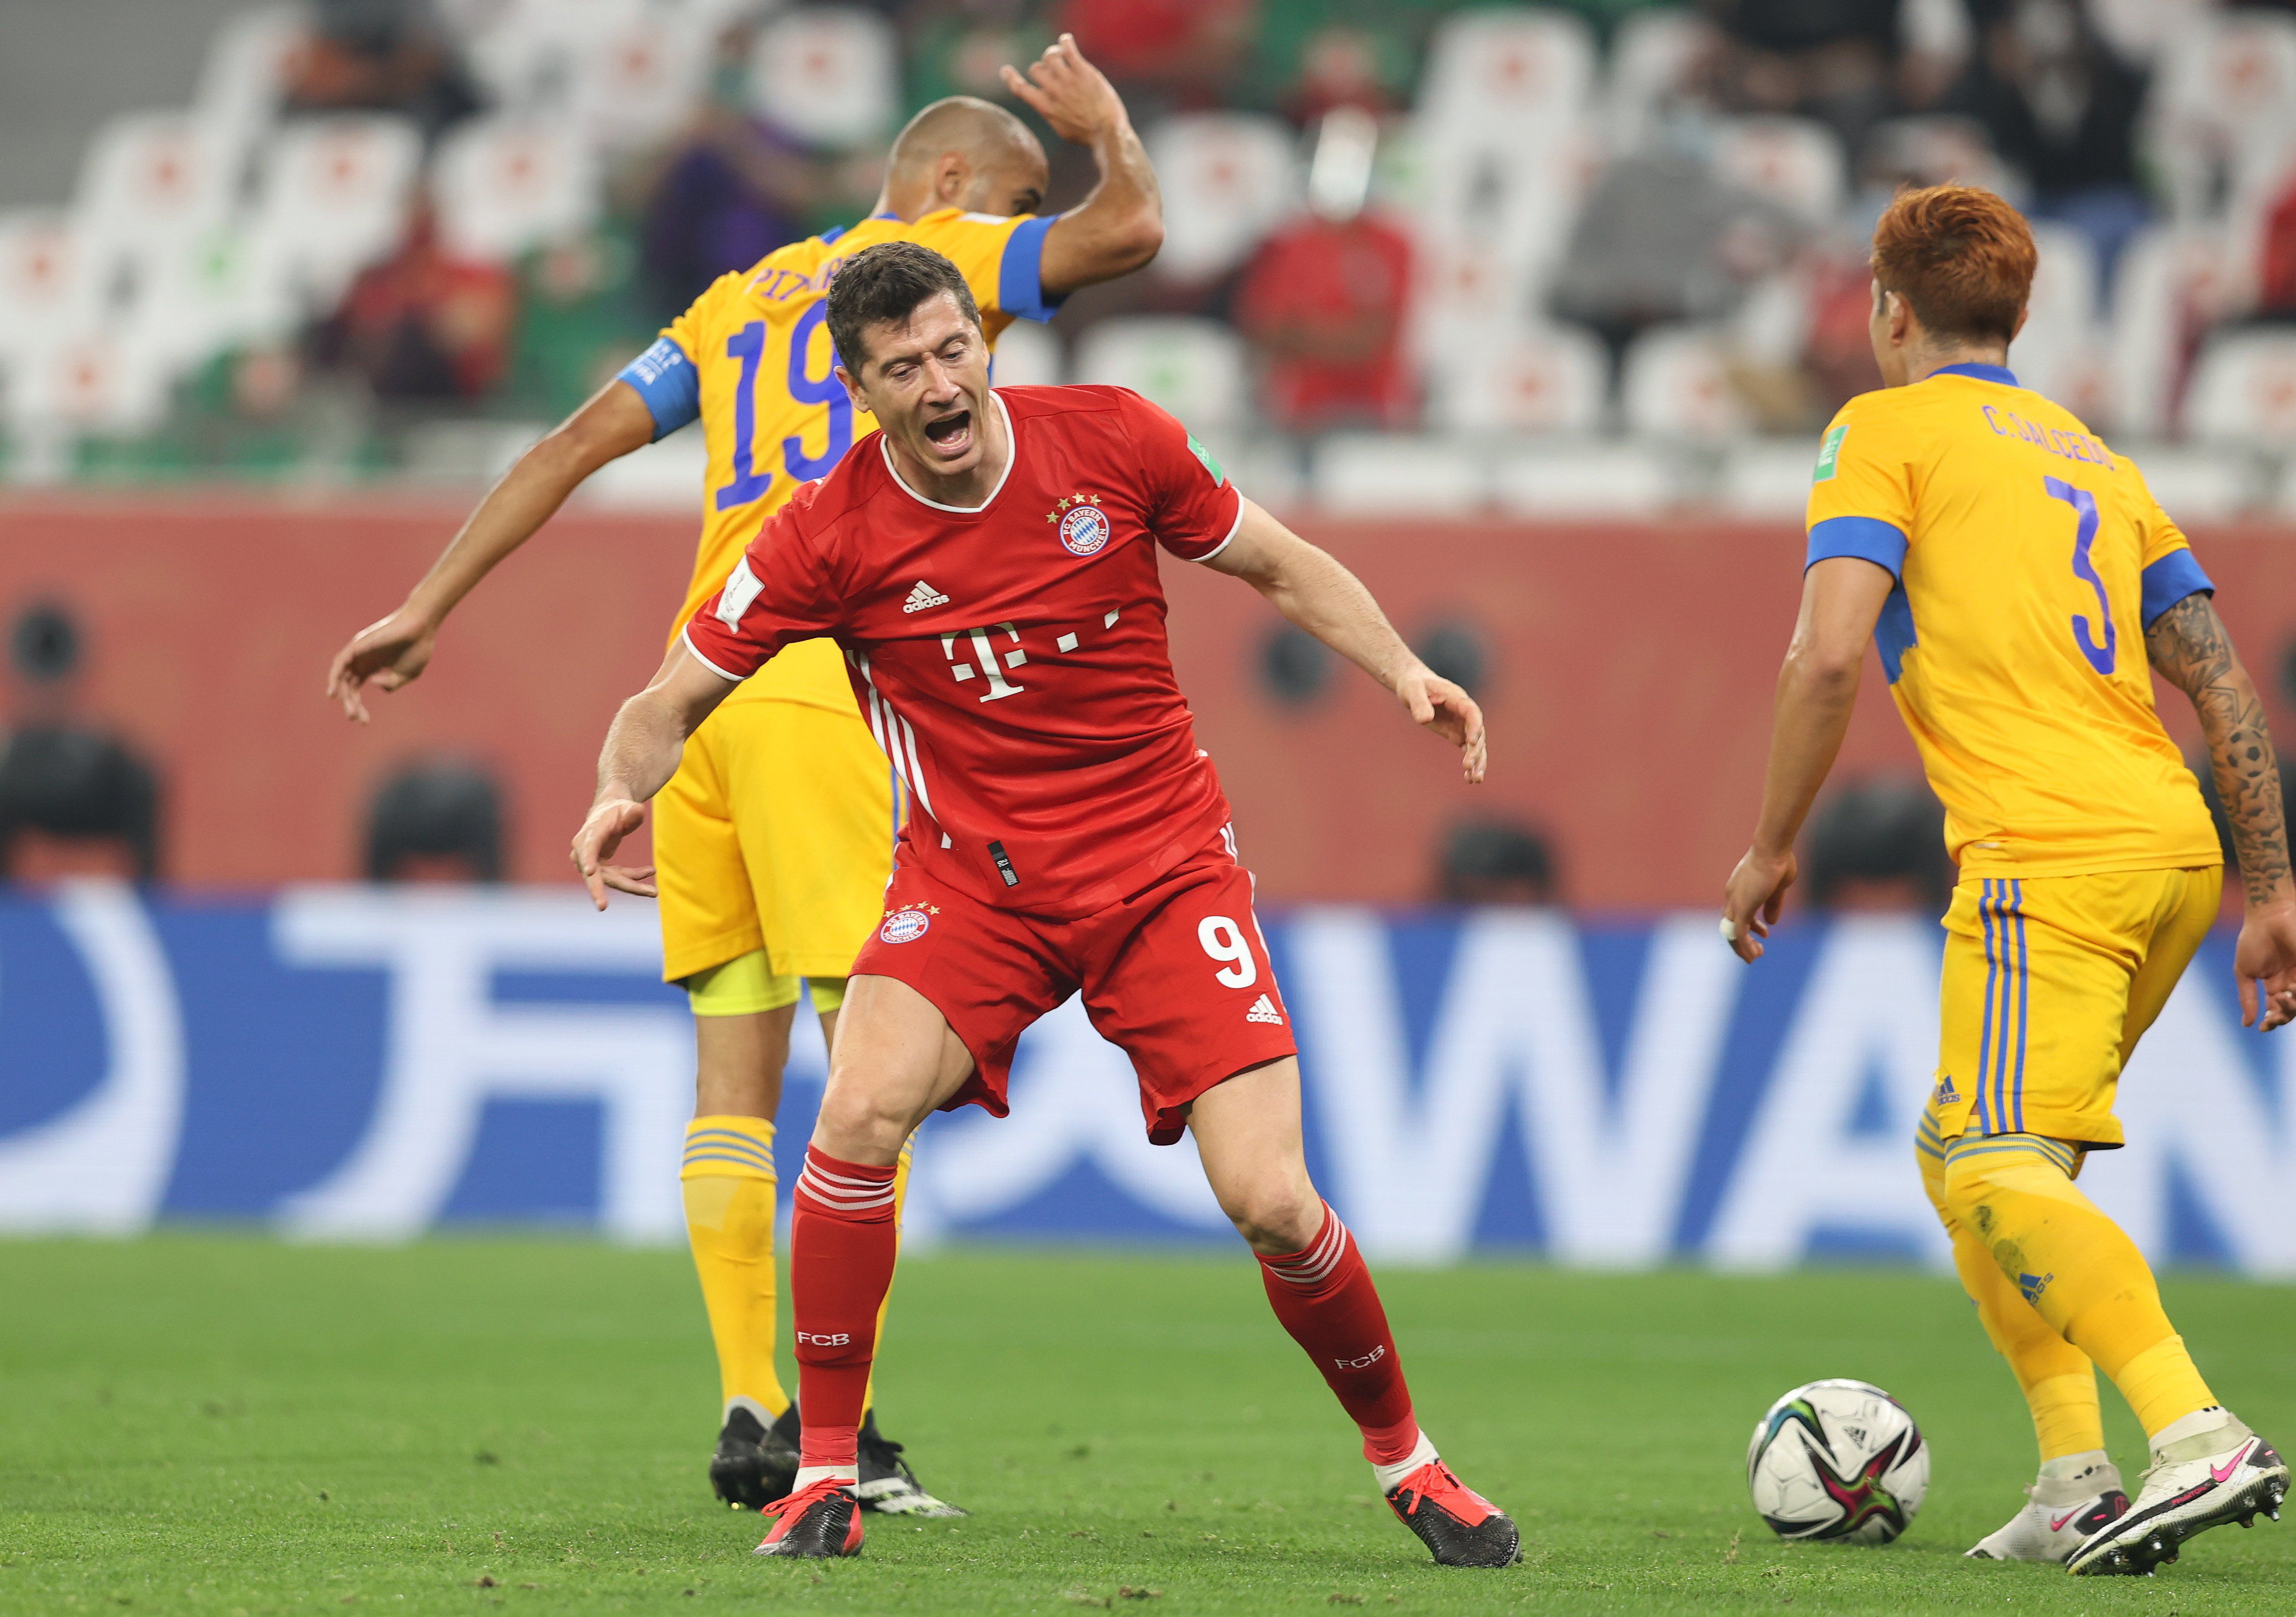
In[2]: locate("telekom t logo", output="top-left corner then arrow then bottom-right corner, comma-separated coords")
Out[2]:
942,624 -> 1027,701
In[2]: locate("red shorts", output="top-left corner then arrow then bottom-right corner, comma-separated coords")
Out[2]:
849,834 -> 1296,1144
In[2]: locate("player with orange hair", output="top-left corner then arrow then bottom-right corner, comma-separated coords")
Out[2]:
1723,185 -> 2296,1576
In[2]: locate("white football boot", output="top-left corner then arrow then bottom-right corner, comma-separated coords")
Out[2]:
1965,1452 -> 2128,1562
2067,1410 -> 2289,1577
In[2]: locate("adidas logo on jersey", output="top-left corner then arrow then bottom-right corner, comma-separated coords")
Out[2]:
1246,993 -> 1284,1025
903,580 -> 951,613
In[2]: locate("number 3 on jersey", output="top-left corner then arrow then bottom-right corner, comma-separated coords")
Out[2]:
2047,475 -> 2116,676
714,304 -> 853,511
1198,915 -> 1258,988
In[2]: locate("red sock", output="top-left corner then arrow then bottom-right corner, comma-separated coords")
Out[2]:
790,1145 -> 899,1472
1257,1202 -> 1419,1464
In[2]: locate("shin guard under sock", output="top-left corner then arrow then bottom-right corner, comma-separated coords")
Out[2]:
1257,1202 -> 1418,1464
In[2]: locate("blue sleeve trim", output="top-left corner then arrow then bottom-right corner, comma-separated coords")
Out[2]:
1807,515 -> 1908,580
615,336 -> 700,441
2140,549 -> 2214,628
996,215 -> 1063,322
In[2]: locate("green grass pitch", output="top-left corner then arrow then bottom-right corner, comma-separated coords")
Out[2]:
6,1237 -> 2293,1614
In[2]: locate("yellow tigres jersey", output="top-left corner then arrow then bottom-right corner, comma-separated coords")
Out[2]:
618,208 -> 1060,708
1805,362 -> 2221,878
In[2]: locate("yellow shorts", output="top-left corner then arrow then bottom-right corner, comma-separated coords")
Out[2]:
1926,865 -> 2220,1149
653,688 -> 897,985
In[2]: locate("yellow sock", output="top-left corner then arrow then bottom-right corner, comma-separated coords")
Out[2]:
681,1115 -> 788,1418
1919,1125 -> 2104,1459
1943,1133 -> 2216,1438
861,1134 -> 914,1416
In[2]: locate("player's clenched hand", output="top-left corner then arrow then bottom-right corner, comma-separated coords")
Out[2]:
1396,665 -> 1486,784
2233,896 -> 2296,1031
1721,847 -> 1797,963
1000,34 -> 1125,145
325,606 -> 438,724
571,798 -> 654,910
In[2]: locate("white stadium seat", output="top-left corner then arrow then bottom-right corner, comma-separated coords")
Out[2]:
1605,8 -> 1717,151
2185,331 -> 2296,449
432,117 -> 601,263
571,6 -> 715,154
1309,433 -> 1487,516
1427,324 -> 1608,435
128,227 -> 299,381
0,213 -> 103,358
1719,439 -> 1825,518
1709,116 -> 1846,227
249,115 -> 422,308
749,7 -> 900,149
2,326 -> 175,440
193,7 -> 309,148
2149,9 -> 2296,216
1418,8 -> 1597,140
989,318 -> 1062,389
73,112 -> 243,286
1069,317 -> 1249,433
2108,224 -> 2242,441
1621,324 -> 1752,439
1143,114 -> 1300,282
2008,223 -> 2102,413
462,0 -> 647,113
1491,441 -> 1677,518
2132,445 -> 2269,521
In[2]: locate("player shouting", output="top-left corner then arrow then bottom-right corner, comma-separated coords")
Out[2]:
325,41 -> 1163,1516
1722,185 -> 2296,1576
571,242 -> 1519,1568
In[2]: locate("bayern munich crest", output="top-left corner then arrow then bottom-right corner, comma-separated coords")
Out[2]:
879,904 -> 936,944
1051,493 -> 1110,557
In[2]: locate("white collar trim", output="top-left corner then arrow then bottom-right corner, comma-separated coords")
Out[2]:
879,390 -> 1016,513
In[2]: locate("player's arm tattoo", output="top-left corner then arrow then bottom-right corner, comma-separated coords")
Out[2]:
2146,592 -> 2293,906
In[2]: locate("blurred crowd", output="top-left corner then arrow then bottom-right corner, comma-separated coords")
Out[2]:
3,0 -> 2296,507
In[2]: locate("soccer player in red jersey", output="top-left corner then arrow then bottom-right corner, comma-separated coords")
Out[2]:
570,242 -> 1518,1568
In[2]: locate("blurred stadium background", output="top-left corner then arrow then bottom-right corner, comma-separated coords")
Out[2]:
3,0 -> 2296,1269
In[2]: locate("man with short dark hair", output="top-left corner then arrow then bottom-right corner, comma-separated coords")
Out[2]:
1722,184 -> 2296,1576
572,240 -> 1520,1569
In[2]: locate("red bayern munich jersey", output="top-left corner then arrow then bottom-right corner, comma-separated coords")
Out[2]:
683,384 -> 1246,918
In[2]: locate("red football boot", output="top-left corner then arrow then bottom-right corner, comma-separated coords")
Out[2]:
753,1475 -> 864,1559
1384,1459 -> 1523,1567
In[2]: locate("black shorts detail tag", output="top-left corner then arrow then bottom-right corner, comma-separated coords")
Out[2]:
988,840 -> 1019,887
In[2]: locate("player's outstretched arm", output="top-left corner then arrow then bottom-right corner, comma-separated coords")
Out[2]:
1721,557 -> 1893,962
573,644 -> 739,909
2145,591 -> 2296,1029
1001,34 -> 1162,292
325,379 -> 657,722
1201,499 -> 1485,783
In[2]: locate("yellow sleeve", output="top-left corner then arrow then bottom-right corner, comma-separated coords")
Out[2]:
2128,461 -> 2215,625
909,210 -> 1062,329
1805,398 -> 1919,577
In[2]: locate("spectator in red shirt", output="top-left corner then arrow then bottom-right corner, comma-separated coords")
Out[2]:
1234,109 -> 1413,432
319,202 -> 516,401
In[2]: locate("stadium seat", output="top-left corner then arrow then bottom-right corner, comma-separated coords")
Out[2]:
570,5 -> 715,154
580,428 -> 710,510
989,319 -> 1062,389
2008,223 -> 2102,411
1308,433 -> 1487,516
461,0 -> 647,113
748,7 -> 901,149
1605,8 -> 1717,152
249,115 -> 422,309
2107,224 -> 2238,441
1862,115 -> 2021,199
1069,317 -> 1249,432
2,327 -> 174,442
1709,117 -> 1847,227
1426,324 -> 1608,435
2186,331 -> 2296,448
0,213 -> 101,359
432,116 -> 601,264
193,6 -> 308,148
1418,8 -> 1597,139
1142,114 -> 1300,282
2149,9 -> 2296,217
1405,120 -> 1594,305
2131,445 -> 2268,519
73,112 -> 242,285
1621,325 -> 1752,440
1490,441 -> 1677,517
128,227 -> 299,382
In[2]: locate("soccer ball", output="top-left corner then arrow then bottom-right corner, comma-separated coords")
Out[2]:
1746,1379 -> 1928,1543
